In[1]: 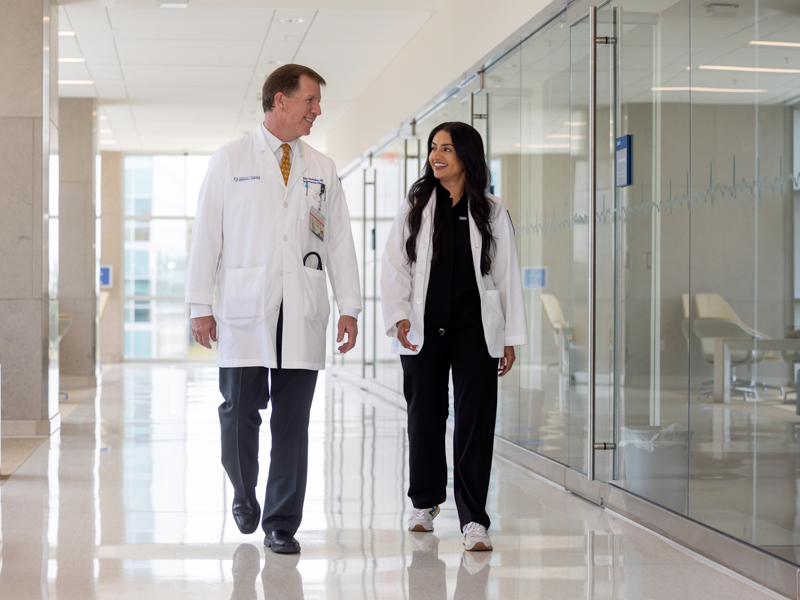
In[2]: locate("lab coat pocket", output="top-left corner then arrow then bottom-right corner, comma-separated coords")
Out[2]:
221,266 -> 265,321
483,290 -> 505,332
303,266 -> 330,323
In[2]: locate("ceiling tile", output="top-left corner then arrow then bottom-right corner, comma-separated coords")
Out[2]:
64,5 -> 113,31
58,38 -> 83,59
88,64 -> 124,80
265,9 -> 316,43
116,39 -> 263,66
305,10 -> 431,46
125,86 -> 248,102
93,82 -> 128,99
58,62 -> 93,81
122,65 -> 252,87
256,42 -> 301,67
77,38 -> 119,60
107,7 -> 274,41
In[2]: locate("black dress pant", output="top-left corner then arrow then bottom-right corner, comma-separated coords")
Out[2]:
400,322 -> 499,530
218,366 -> 318,535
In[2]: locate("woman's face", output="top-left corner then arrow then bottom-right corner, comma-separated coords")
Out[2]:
429,130 -> 465,185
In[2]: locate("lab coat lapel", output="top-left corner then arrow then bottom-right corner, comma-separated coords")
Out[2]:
259,145 -> 284,186
286,143 -> 307,193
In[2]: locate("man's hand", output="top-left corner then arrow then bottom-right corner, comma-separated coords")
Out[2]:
191,316 -> 217,349
498,345 -> 515,377
337,315 -> 358,353
396,319 -> 418,352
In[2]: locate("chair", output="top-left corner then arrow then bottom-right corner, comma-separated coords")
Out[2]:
681,293 -> 691,350
692,293 -> 782,399
540,293 -> 572,375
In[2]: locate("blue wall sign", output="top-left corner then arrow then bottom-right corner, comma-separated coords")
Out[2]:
616,134 -> 632,188
100,265 -> 113,288
523,267 -> 547,290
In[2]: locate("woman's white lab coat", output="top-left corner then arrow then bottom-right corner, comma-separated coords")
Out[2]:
380,189 -> 527,358
185,126 -> 361,370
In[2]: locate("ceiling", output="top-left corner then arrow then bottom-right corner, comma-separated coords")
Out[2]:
57,1 -> 444,154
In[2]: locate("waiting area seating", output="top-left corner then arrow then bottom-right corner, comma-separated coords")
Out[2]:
689,293 -> 783,399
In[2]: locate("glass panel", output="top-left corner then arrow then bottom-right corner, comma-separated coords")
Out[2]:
687,0 -> 800,562
124,155 -> 211,217
608,0 -> 693,512
512,15 -> 572,462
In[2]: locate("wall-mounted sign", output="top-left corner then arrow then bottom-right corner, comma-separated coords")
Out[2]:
100,265 -> 113,288
523,267 -> 547,290
616,134 -> 632,188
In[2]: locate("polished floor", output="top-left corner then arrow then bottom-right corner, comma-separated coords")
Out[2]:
0,363 -> 787,599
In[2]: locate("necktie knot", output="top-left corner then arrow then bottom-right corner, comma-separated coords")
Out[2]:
280,143 -> 291,185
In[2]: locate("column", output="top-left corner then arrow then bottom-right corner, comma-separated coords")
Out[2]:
100,151 -> 124,363
0,0 -> 60,435
59,98 -> 99,386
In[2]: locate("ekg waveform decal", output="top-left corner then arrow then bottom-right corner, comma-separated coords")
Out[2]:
520,156 -> 800,236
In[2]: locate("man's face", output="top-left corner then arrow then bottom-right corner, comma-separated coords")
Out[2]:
276,75 -> 322,140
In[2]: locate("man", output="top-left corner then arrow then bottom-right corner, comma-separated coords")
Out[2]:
185,64 -> 361,554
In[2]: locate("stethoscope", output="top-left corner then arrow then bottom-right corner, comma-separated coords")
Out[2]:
303,251 -> 323,271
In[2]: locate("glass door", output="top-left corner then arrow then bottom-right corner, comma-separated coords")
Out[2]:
566,0 -> 693,510
567,2 -> 618,482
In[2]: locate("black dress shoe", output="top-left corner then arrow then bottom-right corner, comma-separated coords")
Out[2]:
232,495 -> 261,534
264,530 -> 301,554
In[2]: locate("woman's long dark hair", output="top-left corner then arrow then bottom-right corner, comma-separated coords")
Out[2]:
404,122 -> 495,275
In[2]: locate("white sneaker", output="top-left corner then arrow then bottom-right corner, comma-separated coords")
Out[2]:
407,506 -> 440,532
462,522 -> 492,551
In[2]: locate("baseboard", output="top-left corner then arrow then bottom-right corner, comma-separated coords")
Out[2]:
2,412 -> 62,437
60,375 -> 98,389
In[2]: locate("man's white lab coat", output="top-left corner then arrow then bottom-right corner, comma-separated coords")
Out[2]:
185,126 -> 361,370
381,189 -> 527,358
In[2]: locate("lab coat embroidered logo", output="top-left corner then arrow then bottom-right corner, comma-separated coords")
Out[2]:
233,176 -> 261,182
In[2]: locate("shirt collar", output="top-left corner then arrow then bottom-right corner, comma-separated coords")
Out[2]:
260,123 -> 297,156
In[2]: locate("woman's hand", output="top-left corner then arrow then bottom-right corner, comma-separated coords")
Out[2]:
498,346 -> 515,377
396,319 -> 419,352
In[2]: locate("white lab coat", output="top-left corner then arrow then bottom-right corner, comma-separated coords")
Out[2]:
381,189 -> 528,358
185,126 -> 361,370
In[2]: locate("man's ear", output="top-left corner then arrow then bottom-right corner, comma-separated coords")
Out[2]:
273,92 -> 285,111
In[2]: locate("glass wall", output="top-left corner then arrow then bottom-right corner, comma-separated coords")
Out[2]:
339,0 -> 800,572
123,156 -> 214,359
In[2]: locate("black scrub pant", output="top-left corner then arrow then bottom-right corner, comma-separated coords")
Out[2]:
218,305 -> 318,536
400,322 -> 499,531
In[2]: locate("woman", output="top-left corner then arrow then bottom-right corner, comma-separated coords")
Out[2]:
381,122 -> 527,551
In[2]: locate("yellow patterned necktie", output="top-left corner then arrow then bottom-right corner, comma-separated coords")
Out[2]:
280,143 -> 291,185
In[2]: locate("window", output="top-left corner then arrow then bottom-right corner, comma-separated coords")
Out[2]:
123,156 -> 213,359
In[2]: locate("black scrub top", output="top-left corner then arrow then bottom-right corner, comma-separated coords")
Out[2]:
424,183 -> 482,329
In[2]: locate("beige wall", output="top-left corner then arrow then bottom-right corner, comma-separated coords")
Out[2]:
326,0 -> 554,169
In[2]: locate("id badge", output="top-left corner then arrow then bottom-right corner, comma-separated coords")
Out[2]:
309,204 -> 325,242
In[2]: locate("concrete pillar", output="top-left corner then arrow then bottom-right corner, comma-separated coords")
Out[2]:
100,152 -> 124,363
0,0 -> 61,435
59,98 -> 99,386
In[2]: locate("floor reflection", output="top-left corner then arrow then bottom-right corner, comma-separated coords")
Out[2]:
0,363 -> 785,599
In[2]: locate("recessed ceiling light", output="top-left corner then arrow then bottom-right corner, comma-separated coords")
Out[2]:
58,80 -> 94,84
706,3 -> 739,17
750,40 -> 800,48
58,31 -> 75,36
58,57 -> 86,63
280,18 -> 305,23
699,65 -> 800,74
652,86 -> 766,93
99,116 -> 108,120
159,0 -> 189,7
